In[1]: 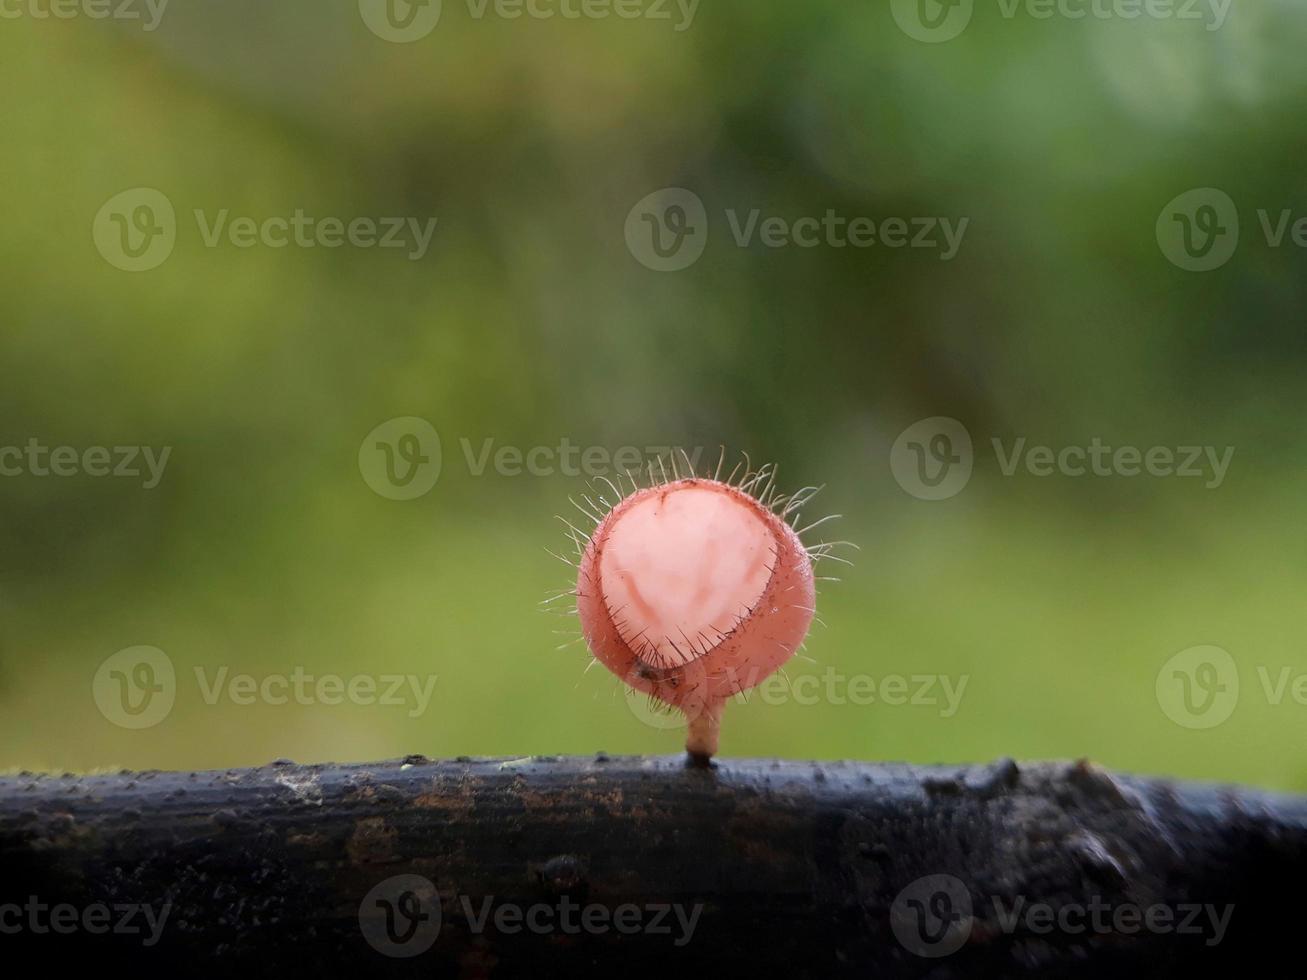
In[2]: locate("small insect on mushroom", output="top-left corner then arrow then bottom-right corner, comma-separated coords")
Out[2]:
548,450 -> 850,766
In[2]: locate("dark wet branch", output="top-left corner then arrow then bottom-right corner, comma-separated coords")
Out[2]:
1,755 -> 1304,978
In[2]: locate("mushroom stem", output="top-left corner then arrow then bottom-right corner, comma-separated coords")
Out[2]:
685,698 -> 725,766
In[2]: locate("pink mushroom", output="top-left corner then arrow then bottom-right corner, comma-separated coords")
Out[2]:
573,461 -> 823,764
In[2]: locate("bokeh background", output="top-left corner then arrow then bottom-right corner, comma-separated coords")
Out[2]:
3,0 -> 1306,789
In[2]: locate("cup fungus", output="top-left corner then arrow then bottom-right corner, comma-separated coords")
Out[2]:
556,453 -> 846,765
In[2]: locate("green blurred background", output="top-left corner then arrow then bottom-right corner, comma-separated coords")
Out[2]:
2,1 -> 1305,789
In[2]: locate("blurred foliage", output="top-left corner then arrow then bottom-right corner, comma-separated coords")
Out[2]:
2,1 -> 1306,789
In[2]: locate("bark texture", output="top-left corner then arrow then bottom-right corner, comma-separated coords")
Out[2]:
1,755 -> 1304,977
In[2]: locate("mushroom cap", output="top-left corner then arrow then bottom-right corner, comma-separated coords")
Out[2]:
576,478 -> 816,719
